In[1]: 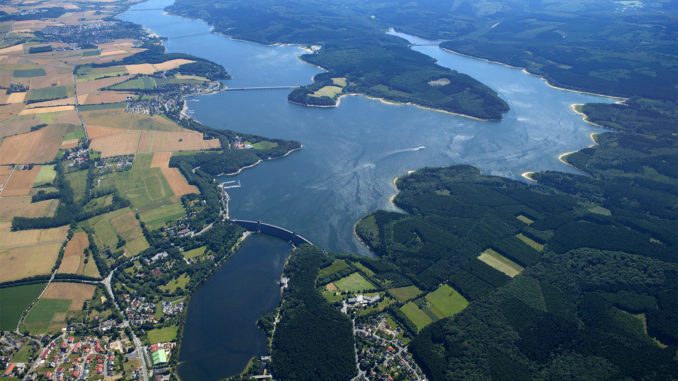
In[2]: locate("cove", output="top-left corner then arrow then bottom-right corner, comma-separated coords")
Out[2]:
176,234 -> 290,381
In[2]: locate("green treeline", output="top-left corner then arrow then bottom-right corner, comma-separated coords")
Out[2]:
271,245 -> 357,381
167,0 -> 509,120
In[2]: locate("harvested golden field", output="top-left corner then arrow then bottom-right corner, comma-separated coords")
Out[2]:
25,96 -> 77,109
150,152 -> 198,196
77,75 -> 131,94
60,139 -> 78,149
81,107 -> 182,131
0,44 -> 24,55
138,130 -> 221,152
42,283 -> 96,310
0,166 -> 41,196
28,72 -> 73,90
0,243 -> 61,282
6,92 -> 26,103
150,151 -> 171,168
89,130 -> 141,157
125,59 -> 193,75
0,124 -> 66,164
86,125 -> 125,139
0,165 -> 10,184
0,197 -> 58,221
19,105 -> 75,115
0,224 -> 68,249
57,232 -> 90,275
81,91 -> 132,105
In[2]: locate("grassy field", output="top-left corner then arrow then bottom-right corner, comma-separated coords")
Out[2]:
13,68 -> 46,77
160,274 -> 190,293
318,259 -> 350,278
65,169 -> 88,203
33,165 -> 57,186
353,262 -> 375,277
332,77 -> 347,87
424,284 -> 468,319
251,141 -> 278,150
110,77 -> 156,90
22,298 -> 71,333
0,283 -> 45,331
183,246 -> 206,259
139,201 -> 185,229
515,233 -> 544,251
102,154 -> 175,211
310,85 -> 343,98
387,285 -> 423,302
88,207 -> 149,256
334,272 -> 376,292
478,249 -> 525,278
146,326 -> 178,344
76,65 -> 127,81
322,290 -> 344,303
516,214 -> 534,224
400,302 -> 433,332
62,128 -> 85,141
81,107 -> 183,132
27,86 -> 72,102
11,343 -> 36,362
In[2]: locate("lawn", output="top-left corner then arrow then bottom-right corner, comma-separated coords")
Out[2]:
0,283 -> 45,331
400,302 -> 433,332
424,284 -> 468,319
33,165 -> 56,186
478,249 -> 524,278
334,272 -> 376,292
182,246 -> 205,259
318,259 -> 350,278
515,233 -> 544,251
146,326 -> 178,344
27,86 -> 72,102
310,85 -> 343,98
387,285 -> 423,303
251,141 -> 278,150
322,290 -> 344,304
23,298 -> 71,333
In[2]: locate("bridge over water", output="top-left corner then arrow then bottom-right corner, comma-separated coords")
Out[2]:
231,219 -> 312,247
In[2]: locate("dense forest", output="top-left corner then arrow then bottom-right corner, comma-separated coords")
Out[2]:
271,245 -> 357,381
167,0 -> 509,120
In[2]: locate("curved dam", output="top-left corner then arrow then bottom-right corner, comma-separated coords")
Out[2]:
231,219 -> 313,246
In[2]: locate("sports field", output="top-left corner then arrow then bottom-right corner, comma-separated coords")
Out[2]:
424,284 -> 468,319
0,283 -> 45,331
387,285 -> 423,302
478,248 -> 525,278
334,272 -> 376,292
400,302 -> 433,332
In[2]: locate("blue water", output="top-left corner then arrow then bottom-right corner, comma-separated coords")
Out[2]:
119,1 -> 617,377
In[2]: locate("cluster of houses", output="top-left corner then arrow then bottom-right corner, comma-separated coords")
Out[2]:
95,154 -> 134,174
161,300 -> 184,316
65,148 -> 88,167
231,136 -> 253,150
121,295 -> 158,326
347,294 -> 381,306
165,217 -> 195,238
39,336 -> 117,380
149,343 -> 173,367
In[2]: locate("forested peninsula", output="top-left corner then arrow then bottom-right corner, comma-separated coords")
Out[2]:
165,0 -> 509,121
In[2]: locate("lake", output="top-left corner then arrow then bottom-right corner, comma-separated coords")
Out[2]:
119,0 -> 617,378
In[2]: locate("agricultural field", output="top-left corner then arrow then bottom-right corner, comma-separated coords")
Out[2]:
42,282 -> 96,310
13,68 -> 46,77
334,272 -> 376,292
352,262 -> 375,277
0,197 -> 58,221
0,166 -> 41,196
100,154 -> 174,209
400,302 -> 433,332
0,243 -> 61,282
87,207 -> 149,257
27,85 -> 72,102
146,326 -> 178,344
318,259 -> 350,278
150,152 -> 198,198
387,285 -> 423,303
137,130 -> 220,153
22,298 -> 71,333
516,214 -> 534,224
310,85 -> 343,98
81,106 -> 183,132
125,59 -> 193,75
424,284 -> 468,319
0,224 -> 68,249
33,165 -> 56,186
110,76 -> 156,90
0,124 -> 68,164
75,65 -> 128,81
57,232 -> 100,278
515,233 -> 544,251
139,202 -> 185,229
0,283 -> 46,331
477,248 -> 524,278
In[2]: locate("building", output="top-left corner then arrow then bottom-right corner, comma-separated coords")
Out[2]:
150,347 -> 167,367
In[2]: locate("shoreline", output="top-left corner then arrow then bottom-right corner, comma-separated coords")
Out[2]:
439,47 -> 627,101
521,171 -> 537,183
218,145 -> 304,177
